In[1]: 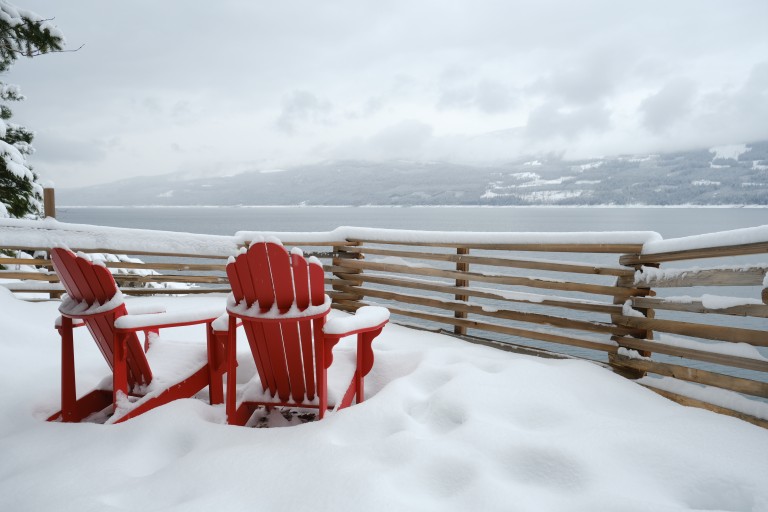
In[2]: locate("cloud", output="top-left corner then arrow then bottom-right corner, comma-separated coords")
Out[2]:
639,78 -> 696,133
695,61 -> 768,142
368,120 -> 434,159
140,97 -> 162,113
475,80 -> 516,114
438,86 -> 473,110
349,74 -> 420,119
635,63 -> 768,145
275,90 -> 333,134
531,47 -> 632,105
438,79 -> 515,114
29,133 -> 113,165
170,100 -> 195,125
526,102 -> 612,140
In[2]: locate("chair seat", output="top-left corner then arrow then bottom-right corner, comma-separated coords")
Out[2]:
143,339 -> 210,394
93,337 -> 209,396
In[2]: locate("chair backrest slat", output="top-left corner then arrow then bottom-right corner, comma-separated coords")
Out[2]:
52,249 -> 88,302
249,243 -> 274,311
309,261 -> 325,307
74,258 -> 103,304
261,322 -> 291,401
292,253 -> 310,310
226,258 -> 246,305
279,321 -> 306,402
267,243 -> 294,313
298,319 -> 315,400
234,252 -> 259,308
243,321 -> 275,395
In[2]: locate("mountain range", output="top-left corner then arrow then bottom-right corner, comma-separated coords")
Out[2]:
59,141 -> 768,207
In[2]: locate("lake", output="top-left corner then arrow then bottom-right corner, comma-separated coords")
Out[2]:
57,206 -> 767,238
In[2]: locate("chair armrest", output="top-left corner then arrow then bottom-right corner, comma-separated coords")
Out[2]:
124,303 -> 167,316
114,307 -> 223,332
55,316 -> 85,328
211,313 -> 242,333
323,306 -> 390,339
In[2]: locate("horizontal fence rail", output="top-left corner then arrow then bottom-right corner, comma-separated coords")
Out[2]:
1,219 -> 767,428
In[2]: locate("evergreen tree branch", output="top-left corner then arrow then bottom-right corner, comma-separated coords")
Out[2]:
0,42 -> 81,58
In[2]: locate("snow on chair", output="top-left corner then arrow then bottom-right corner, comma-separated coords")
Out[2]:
222,238 -> 389,425
48,247 -> 226,424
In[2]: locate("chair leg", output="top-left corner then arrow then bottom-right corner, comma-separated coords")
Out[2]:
143,328 -> 159,352
225,316 -> 238,422
112,332 -> 129,405
314,320 -> 328,419
355,334 -> 365,404
207,323 -> 224,405
59,318 -> 77,422
338,378 -> 358,410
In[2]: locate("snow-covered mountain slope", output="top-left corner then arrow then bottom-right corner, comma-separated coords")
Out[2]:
60,141 -> 768,206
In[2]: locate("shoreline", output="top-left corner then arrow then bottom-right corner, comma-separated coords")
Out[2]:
57,204 -> 768,209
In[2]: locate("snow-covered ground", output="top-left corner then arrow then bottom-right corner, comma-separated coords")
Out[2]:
1,289 -> 767,511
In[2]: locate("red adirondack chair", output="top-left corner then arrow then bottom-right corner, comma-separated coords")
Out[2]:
48,247 -> 226,424
223,239 -> 389,425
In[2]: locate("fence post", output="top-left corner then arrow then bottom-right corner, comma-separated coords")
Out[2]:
609,257 -> 655,379
332,241 -> 364,310
454,247 -> 469,335
42,187 -> 62,298
43,187 -> 56,218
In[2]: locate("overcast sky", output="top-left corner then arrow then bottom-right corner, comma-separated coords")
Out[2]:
8,0 -> 768,187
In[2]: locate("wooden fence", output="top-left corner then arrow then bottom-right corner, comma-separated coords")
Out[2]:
1,219 -> 766,428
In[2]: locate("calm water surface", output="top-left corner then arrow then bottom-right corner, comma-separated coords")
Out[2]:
57,206 -> 767,238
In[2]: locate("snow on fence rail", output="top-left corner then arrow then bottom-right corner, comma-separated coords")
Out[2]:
1,218 -> 767,427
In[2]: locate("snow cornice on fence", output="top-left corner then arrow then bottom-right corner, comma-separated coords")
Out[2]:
2,219 -> 663,254
620,224 -> 768,265
0,218 -> 239,258
4,218 -> 768,257
235,226 -> 662,248
641,225 -> 768,255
